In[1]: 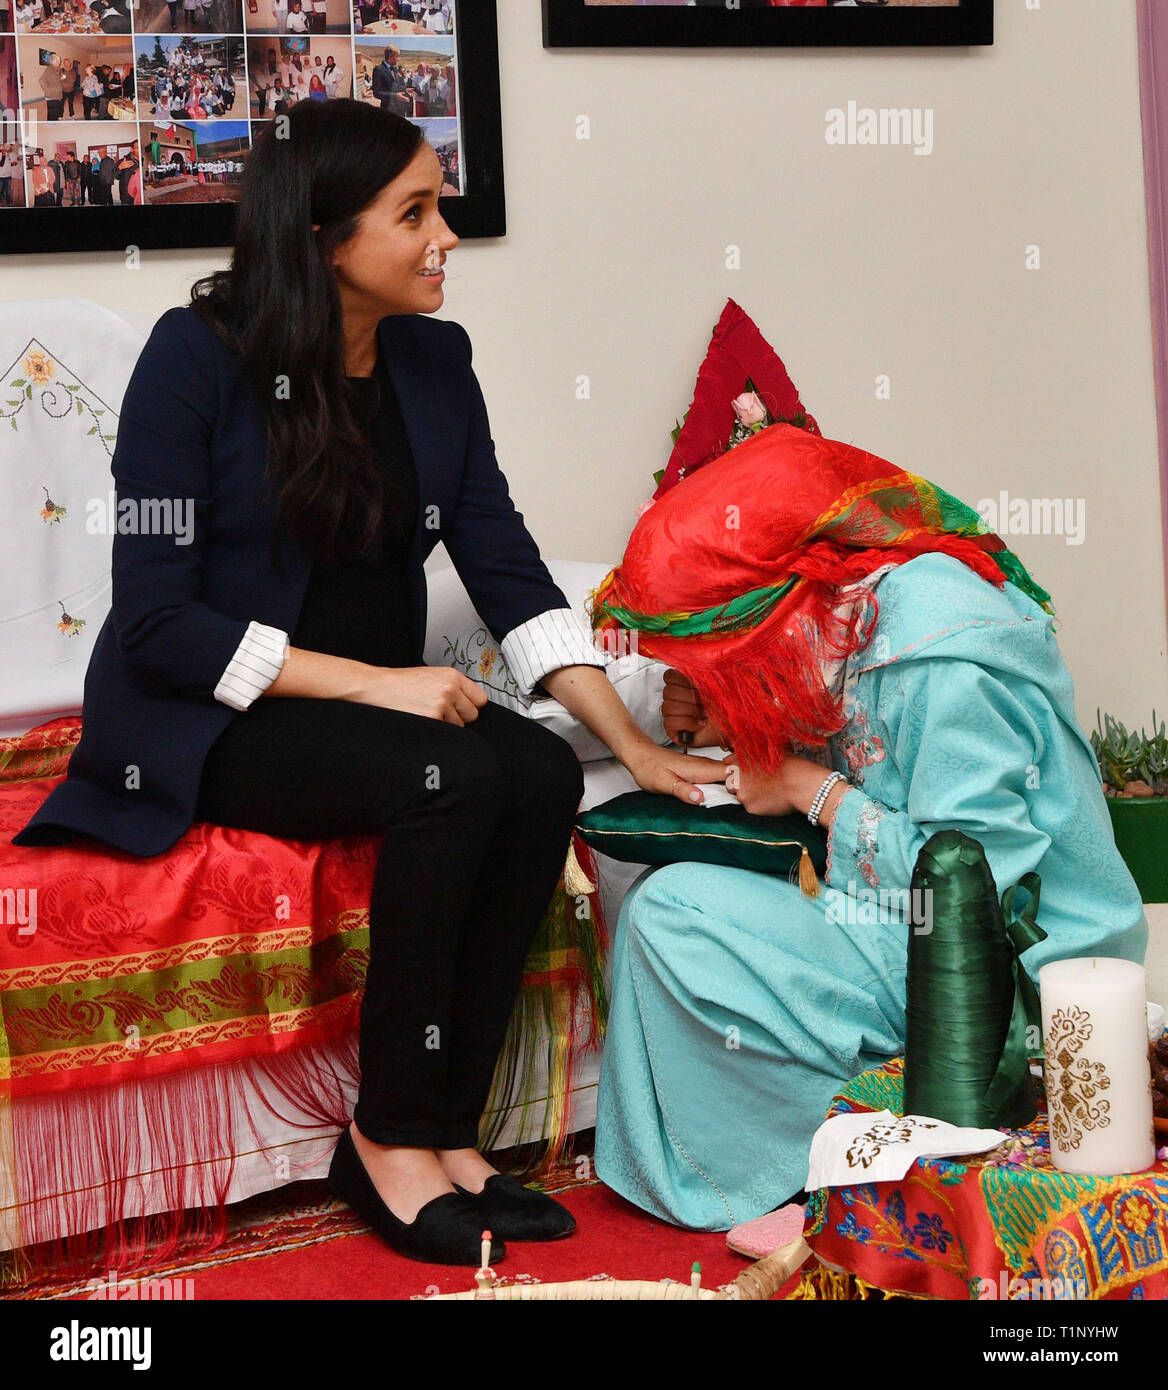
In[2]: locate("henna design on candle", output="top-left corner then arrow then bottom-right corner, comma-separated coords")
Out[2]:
1046,1006 -> 1112,1149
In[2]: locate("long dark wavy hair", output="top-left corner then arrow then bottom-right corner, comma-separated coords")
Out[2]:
189,99 -> 426,564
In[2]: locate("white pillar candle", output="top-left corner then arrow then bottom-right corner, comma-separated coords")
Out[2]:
1039,958 -> 1155,1176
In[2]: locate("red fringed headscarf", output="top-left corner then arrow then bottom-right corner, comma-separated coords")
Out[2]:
590,424 -> 1052,775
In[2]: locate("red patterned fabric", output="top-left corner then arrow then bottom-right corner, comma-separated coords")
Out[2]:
0,716 -> 376,1098
0,717 -> 602,1108
804,1060 -> 1168,1301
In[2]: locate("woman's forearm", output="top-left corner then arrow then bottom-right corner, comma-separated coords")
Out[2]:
539,663 -> 659,762
265,644 -> 375,702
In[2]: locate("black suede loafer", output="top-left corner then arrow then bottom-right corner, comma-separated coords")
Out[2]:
453,1174 -> 577,1242
328,1128 -> 505,1266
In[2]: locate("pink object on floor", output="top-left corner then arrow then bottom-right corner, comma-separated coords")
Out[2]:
726,1203 -> 807,1260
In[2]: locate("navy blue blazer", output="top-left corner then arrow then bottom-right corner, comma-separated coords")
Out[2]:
12,306 -> 571,858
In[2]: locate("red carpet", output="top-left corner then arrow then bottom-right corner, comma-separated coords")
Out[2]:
185,1182 -> 766,1300
7,1132 -> 801,1300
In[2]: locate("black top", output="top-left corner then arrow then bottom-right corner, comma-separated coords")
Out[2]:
289,345 -> 419,669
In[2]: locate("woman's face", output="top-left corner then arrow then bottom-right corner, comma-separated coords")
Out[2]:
325,142 -> 456,319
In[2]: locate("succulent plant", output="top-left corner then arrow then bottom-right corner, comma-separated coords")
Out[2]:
1092,710 -> 1168,793
1140,711 -> 1168,794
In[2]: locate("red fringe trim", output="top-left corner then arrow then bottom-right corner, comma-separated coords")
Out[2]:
2,1038 -> 360,1291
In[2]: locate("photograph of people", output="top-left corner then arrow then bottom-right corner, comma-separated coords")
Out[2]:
12,97 -> 726,1266
21,120 -> 137,201
140,117 -> 246,200
93,0 -> 129,33
414,117 -> 456,193
14,0 -> 127,34
17,35 -> 134,120
133,0 -> 242,35
355,38 -> 452,120
0,35 -> 25,185
26,144 -> 55,203
247,37 -> 348,118
136,35 -> 244,122
0,139 -> 27,206
358,0 -> 452,37
244,0 -> 348,36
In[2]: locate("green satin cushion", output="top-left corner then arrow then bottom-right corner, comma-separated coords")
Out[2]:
575,791 -> 827,877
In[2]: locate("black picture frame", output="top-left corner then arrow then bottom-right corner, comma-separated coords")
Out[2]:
542,0 -> 993,50
0,0 -> 504,255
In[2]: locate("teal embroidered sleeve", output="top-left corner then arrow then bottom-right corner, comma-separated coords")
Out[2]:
824,657 -> 1052,899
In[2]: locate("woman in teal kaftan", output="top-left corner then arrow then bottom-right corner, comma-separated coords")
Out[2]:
588,428 -> 1147,1232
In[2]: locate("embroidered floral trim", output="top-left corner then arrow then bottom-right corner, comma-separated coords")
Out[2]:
855,797 -> 886,889
835,694 -> 886,787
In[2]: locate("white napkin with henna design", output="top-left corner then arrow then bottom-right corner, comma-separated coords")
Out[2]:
805,1108 -> 1008,1189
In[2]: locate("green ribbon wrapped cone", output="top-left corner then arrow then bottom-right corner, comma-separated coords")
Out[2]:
903,830 -> 1047,1129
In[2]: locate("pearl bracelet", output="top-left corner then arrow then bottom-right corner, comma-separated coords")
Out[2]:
807,771 -> 847,828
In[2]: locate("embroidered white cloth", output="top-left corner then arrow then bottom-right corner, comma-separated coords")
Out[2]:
0,296 -> 150,738
805,1108 -> 1007,1190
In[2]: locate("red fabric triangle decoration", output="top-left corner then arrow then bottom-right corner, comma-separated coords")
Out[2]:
654,298 -> 820,499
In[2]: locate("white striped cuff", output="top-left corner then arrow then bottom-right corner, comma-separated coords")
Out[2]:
500,607 -> 610,699
213,621 -> 290,712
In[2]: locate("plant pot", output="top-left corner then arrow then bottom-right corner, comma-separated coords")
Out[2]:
1106,795 -> 1168,903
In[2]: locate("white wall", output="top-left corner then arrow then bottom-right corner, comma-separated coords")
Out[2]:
3,0 -> 1165,733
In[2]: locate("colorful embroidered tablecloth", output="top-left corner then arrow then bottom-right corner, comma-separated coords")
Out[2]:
801,1058 -> 1168,1300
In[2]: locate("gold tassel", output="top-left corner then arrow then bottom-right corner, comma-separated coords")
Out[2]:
798,845 -> 820,898
564,838 -> 597,896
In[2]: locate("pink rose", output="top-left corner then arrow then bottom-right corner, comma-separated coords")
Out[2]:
731,391 -> 767,427
635,499 -> 655,520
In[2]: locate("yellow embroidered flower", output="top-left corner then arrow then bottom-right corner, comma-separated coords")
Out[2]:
23,350 -> 56,385
56,602 -> 85,637
478,648 -> 496,680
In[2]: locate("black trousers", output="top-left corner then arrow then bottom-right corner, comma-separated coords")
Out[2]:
195,695 -> 584,1149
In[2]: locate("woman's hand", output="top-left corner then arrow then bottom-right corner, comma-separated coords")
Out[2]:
661,667 -> 726,749
266,649 -> 488,723
353,665 -> 488,725
535,664 -> 726,801
725,752 -> 850,826
622,740 -> 730,806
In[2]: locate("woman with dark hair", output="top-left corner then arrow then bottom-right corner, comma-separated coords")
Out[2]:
13,99 -> 726,1266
